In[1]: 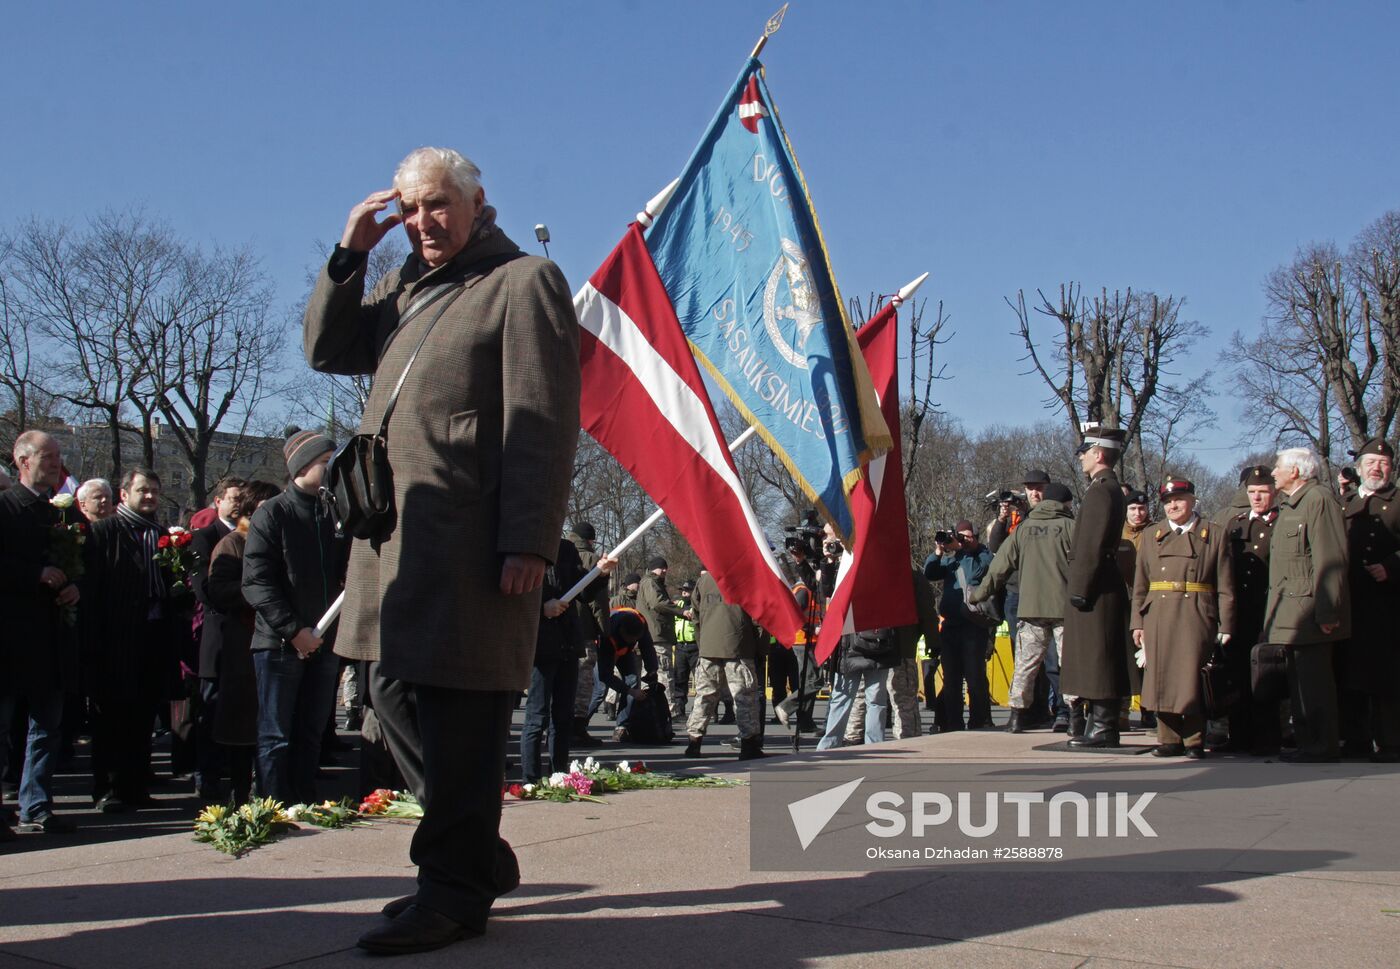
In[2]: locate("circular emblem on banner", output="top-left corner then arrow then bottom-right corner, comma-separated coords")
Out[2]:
762,238 -> 824,372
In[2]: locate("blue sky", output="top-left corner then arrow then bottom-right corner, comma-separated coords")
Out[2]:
5,1 -> 1396,471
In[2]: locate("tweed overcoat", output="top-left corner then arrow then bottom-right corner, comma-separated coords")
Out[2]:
1341,482 -> 1400,695
1261,481 -> 1351,647
1131,518 -> 1235,714
304,218 -> 580,692
1062,468 -> 1131,699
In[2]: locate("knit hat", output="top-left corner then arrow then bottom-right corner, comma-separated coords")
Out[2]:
1125,489 -> 1150,507
1043,483 -> 1073,503
622,571 -> 641,586
284,431 -> 336,477
647,556 -> 668,571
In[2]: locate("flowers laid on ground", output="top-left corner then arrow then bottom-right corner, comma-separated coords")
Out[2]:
47,501 -> 86,626
194,798 -> 296,857
505,757 -> 741,803
194,762 -> 740,856
359,788 -> 425,818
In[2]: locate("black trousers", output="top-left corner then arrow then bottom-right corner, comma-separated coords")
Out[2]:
671,643 -> 700,714
372,668 -> 518,930
90,694 -> 158,801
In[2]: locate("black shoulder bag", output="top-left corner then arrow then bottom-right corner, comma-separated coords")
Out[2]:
321,250 -> 524,541
320,281 -> 461,541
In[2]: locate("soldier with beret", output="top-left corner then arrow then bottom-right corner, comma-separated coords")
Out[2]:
1222,465 -> 1281,753
1063,425 -> 1131,749
1340,437 -> 1400,761
1131,478 -> 1235,758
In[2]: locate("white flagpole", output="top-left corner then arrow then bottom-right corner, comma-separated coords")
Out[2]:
558,425 -> 758,604
315,425 -> 761,635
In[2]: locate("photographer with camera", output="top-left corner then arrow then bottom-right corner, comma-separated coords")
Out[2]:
923,521 -> 995,730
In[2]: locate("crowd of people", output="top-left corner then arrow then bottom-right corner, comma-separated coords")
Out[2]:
3,143 -> 1395,957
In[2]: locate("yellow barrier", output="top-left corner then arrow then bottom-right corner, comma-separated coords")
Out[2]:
919,623 -> 1014,705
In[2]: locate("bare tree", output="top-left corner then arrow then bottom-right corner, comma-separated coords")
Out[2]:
149,244 -> 287,508
1010,284 -> 1208,485
1231,212 -> 1400,472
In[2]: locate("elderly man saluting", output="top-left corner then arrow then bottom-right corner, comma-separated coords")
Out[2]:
305,147 -> 580,955
1131,478 -> 1234,758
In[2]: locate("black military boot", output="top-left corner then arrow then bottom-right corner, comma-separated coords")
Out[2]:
1069,701 -> 1121,749
737,736 -> 766,760
1068,702 -> 1087,740
683,736 -> 703,757
1005,709 -> 1026,734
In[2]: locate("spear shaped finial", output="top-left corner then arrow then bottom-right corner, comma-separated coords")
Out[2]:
636,178 -> 681,227
892,272 -> 930,306
751,3 -> 789,59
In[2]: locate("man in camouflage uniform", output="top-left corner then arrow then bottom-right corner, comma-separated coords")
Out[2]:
637,557 -> 685,714
1340,437 -> 1400,761
681,570 -> 763,759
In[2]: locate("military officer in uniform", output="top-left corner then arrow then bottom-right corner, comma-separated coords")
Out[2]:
1222,466 -> 1280,754
1131,478 -> 1235,758
1063,425 -> 1131,749
1264,447 -> 1351,763
1340,438 -> 1400,761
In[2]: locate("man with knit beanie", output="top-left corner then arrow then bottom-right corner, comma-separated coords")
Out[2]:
241,430 -> 348,804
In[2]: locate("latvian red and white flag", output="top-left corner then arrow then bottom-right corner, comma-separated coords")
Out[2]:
814,302 -> 918,664
575,224 -> 806,645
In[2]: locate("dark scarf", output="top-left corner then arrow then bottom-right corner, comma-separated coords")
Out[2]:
116,503 -> 165,605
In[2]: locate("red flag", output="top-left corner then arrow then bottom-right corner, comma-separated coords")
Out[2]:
574,225 -> 806,645
814,302 -> 918,664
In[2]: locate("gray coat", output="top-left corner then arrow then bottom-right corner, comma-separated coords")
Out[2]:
304,215 -> 580,691
1262,480 -> 1351,647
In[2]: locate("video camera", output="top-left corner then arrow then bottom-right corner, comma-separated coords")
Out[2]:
934,528 -> 960,547
783,509 -> 824,560
985,488 -> 1027,509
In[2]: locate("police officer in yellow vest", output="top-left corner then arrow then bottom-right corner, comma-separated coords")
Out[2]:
671,580 -> 698,718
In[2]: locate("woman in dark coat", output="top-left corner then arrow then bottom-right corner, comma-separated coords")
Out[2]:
204,481 -> 280,803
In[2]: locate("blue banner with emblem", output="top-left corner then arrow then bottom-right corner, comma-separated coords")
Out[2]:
644,58 -> 891,539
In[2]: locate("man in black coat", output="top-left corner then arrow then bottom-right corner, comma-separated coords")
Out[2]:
81,468 -> 180,811
190,477 -> 243,801
242,432 -> 349,805
0,431 -> 81,837
1063,426 -> 1131,749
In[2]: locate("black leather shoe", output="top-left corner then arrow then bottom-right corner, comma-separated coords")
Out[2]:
1184,746 -> 1205,760
357,904 -> 482,955
381,895 -> 416,919
1005,710 -> 1025,734
1151,744 -> 1185,758
17,813 -> 76,834
96,795 -> 129,814
737,737 -> 766,760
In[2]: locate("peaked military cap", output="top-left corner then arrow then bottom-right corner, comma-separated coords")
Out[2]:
1351,437 -> 1395,460
1239,465 -> 1272,486
1159,477 -> 1195,499
1075,423 -> 1125,454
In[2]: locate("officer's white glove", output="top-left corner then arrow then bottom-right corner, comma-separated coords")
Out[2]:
1134,646 -> 1146,669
